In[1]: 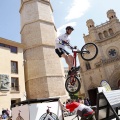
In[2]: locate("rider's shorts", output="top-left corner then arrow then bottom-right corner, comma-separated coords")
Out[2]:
55,48 -> 69,57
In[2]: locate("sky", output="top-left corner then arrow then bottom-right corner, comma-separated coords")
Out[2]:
0,0 -> 120,67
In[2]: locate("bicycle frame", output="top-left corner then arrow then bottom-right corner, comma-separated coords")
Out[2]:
72,49 -> 77,67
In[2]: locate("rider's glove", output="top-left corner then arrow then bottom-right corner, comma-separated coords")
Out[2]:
63,41 -> 69,45
61,40 -> 69,45
73,46 -> 77,49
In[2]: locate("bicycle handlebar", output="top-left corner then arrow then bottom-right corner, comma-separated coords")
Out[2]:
59,40 -> 74,49
59,40 -> 82,53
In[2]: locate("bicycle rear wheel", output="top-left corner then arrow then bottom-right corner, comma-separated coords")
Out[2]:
80,43 -> 98,61
65,76 -> 81,94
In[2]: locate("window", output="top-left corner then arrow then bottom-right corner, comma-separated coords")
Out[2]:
109,28 -> 114,35
86,62 -> 91,70
11,77 -> 19,91
11,61 -> 18,74
0,43 -> 5,47
108,49 -> 117,58
98,33 -> 103,39
103,31 -> 108,37
0,43 -> 17,53
10,46 -> 17,53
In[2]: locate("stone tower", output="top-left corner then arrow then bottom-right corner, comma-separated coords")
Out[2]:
20,0 -> 66,99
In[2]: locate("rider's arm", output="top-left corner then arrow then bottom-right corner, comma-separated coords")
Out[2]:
59,100 -> 70,112
56,34 -> 69,45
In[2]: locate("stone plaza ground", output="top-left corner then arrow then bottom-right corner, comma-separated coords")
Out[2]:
64,110 -> 120,120
64,115 -> 80,120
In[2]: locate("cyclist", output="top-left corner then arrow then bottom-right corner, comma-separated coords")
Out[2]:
63,100 -> 95,119
55,26 -> 79,75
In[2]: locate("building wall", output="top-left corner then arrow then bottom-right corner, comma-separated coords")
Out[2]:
0,39 -> 26,111
78,9 -> 120,96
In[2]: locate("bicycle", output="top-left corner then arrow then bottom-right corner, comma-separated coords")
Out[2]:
59,41 -> 98,94
39,106 -> 59,120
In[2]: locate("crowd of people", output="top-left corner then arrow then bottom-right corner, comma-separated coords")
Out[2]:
0,109 -> 11,120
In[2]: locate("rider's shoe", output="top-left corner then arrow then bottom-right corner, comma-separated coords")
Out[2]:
68,70 -> 72,75
68,66 -> 80,75
75,66 -> 80,71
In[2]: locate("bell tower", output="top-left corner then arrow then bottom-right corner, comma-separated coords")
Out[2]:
20,0 -> 66,99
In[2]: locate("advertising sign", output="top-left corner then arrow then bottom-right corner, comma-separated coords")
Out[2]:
29,101 -> 62,120
12,98 -> 63,120
100,80 -> 111,91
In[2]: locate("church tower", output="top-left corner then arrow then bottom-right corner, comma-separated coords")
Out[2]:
78,9 -> 120,105
19,0 -> 66,99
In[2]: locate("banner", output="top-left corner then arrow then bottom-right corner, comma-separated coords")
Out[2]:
29,101 -> 62,120
12,105 -> 29,120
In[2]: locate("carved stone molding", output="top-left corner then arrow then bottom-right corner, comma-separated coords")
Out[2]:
0,74 -> 9,91
102,56 -> 120,65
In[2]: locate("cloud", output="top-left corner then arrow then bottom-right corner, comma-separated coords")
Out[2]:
57,22 -> 77,36
65,0 -> 90,21
59,1 -> 63,4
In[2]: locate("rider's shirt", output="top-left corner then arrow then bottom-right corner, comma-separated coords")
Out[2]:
66,102 -> 93,113
55,33 -> 70,49
66,102 -> 79,112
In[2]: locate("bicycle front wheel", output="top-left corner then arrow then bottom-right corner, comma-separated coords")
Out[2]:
81,43 -> 98,61
65,76 -> 81,94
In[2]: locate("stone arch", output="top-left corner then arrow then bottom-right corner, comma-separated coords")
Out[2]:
88,82 -> 98,90
109,28 -> 114,35
103,30 -> 108,37
98,33 -> 103,39
109,66 -> 120,89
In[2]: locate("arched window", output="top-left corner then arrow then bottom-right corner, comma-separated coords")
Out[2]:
103,31 -> 108,37
98,33 -> 103,39
86,62 -> 91,70
109,28 -> 114,35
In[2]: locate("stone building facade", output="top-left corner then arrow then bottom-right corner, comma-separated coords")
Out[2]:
0,37 -> 26,111
78,10 -> 120,98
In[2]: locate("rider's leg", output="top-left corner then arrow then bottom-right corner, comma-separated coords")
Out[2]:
68,55 -> 74,67
61,54 -> 73,70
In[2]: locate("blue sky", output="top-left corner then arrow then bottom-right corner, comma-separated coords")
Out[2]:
0,0 -> 120,67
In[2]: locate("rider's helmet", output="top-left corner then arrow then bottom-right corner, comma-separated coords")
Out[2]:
66,26 -> 74,31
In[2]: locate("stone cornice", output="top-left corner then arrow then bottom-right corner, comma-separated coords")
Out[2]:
20,19 -> 57,34
0,37 -> 25,48
25,75 -> 65,82
95,56 -> 120,67
102,56 -> 120,65
19,0 -> 53,13
23,43 -> 55,53
95,31 -> 120,44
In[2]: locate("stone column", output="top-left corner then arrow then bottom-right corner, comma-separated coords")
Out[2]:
20,0 -> 67,99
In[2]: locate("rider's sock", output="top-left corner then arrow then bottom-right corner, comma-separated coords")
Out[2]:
71,67 -> 75,70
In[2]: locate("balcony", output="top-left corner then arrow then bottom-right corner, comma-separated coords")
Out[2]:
11,86 -> 20,93
11,69 -> 18,74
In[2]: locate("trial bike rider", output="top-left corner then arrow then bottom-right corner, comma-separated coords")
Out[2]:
55,26 -> 79,75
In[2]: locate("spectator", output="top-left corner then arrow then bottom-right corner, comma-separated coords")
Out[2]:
0,115 -> 2,120
6,108 -> 10,117
87,97 -> 91,106
84,98 -> 90,106
2,113 -> 8,119
2,108 -> 6,115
